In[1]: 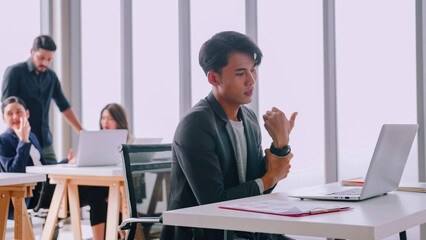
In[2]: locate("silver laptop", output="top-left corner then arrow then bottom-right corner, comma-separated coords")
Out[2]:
132,138 -> 162,145
72,130 -> 128,167
131,138 -> 164,162
290,124 -> 418,201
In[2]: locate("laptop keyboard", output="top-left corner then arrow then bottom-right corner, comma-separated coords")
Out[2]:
328,188 -> 361,196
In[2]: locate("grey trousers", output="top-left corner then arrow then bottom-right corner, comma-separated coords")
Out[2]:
42,144 -> 58,163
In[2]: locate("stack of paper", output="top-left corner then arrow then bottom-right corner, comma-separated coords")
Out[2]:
398,182 -> 426,193
341,177 -> 364,186
219,200 -> 351,217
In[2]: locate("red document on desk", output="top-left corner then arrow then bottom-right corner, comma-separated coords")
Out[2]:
219,200 -> 351,217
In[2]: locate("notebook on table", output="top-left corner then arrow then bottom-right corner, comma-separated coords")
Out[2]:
397,182 -> 426,193
290,124 -> 418,201
68,129 -> 128,167
219,199 -> 352,217
341,177 -> 364,186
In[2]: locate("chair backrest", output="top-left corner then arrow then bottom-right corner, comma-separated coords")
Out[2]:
119,143 -> 172,238
32,181 -> 55,211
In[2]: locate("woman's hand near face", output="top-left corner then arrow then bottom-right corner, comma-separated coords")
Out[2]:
13,117 -> 31,143
67,149 -> 77,164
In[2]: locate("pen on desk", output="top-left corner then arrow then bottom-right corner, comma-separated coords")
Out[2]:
308,207 -> 345,214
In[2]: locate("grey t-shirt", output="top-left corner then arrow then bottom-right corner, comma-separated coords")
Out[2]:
230,120 -> 247,183
230,120 -> 264,193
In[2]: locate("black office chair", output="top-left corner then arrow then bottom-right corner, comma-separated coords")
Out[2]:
118,143 -> 172,240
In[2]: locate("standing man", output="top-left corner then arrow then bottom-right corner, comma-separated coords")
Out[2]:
161,31 -> 297,240
2,35 -> 82,163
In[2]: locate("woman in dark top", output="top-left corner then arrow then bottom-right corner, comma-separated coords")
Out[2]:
100,103 -> 135,143
99,103 -> 137,239
0,96 -> 108,240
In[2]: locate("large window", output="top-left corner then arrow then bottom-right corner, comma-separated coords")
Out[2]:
132,0 -> 179,142
81,0 -> 121,130
0,1 -> 40,132
335,1 -> 417,183
258,1 -> 324,191
190,0 -> 245,105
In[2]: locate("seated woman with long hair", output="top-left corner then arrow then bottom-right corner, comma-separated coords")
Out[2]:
100,103 -> 145,239
0,96 -> 108,240
100,103 -> 135,143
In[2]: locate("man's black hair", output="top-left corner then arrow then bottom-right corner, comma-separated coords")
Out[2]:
33,35 -> 57,52
199,31 -> 262,75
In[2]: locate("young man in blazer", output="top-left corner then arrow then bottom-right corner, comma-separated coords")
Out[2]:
161,31 -> 297,240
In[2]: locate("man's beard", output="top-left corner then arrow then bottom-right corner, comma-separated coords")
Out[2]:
36,65 -> 47,73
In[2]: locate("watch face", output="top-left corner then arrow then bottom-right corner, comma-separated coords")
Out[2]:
286,145 -> 291,152
283,145 -> 291,156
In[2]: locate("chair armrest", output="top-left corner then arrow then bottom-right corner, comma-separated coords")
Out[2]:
118,217 -> 162,230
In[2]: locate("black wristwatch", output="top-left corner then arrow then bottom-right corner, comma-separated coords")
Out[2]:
270,144 -> 291,157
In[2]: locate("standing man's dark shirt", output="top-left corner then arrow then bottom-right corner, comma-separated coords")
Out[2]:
2,58 -> 70,147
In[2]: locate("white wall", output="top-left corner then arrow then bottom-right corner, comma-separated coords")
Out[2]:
0,1 -> 40,133
335,0 -> 417,183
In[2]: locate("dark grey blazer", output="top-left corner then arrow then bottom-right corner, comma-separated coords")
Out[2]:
162,92 -> 273,240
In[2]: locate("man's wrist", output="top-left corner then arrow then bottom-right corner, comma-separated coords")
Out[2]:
272,140 -> 286,149
261,175 -> 274,191
270,144 -> 291,156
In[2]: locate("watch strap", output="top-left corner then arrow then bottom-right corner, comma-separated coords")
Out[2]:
270,144 -> 291,156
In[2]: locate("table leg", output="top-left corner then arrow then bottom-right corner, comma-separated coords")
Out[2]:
0,191 -> 10,240
119,184 -> 129,220
41,179 -> 68,240
135,226 -> 146,240
58,188 -> 68,219
421,223 -> 426,240
12,196 -> 24,240
23,203 -> 35,240
147,174 -> 164,215
164,172 -> 170,201
224,230 -> 233,240
68,183 -> 82,239
106,181 -> 120,240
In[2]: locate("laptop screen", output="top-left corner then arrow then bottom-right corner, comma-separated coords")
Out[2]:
75,129 -> 128,167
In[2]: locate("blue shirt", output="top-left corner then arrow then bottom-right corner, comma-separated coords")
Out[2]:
1,58 -> 71,147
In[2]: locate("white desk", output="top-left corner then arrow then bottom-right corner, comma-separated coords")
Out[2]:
162,183 -> 426,240
0,172 -> 46,240
26,165 -> 128,240
26,164 -> 124,176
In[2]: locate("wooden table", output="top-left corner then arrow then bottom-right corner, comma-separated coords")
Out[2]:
27,165 -> 129,240
163,183 -> 426,240
0,172 -> 46,240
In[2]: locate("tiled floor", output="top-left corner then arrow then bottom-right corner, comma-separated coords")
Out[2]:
5,205 -> 162,240
6,211 -> 94,240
